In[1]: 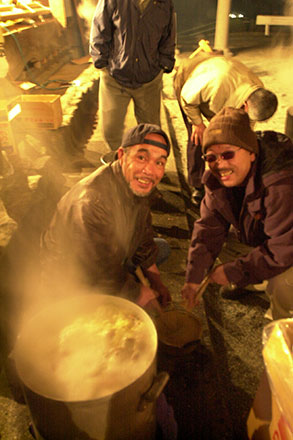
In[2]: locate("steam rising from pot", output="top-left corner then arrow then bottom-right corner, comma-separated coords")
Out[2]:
13,295 -> 157,402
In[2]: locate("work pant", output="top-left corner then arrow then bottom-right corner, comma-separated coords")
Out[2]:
128,238 -> 170,274
218,231 -> 293,320
99,70 -> 163,150
178,104 -> 205,188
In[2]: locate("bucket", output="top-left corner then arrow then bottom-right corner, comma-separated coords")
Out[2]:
154,303 -> 202,356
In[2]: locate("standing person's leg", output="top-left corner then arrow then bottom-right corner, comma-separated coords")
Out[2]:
132,71 -> 163,126
99,71 -> 131,150
178,105 -> 205,203
187,138 -> 206,189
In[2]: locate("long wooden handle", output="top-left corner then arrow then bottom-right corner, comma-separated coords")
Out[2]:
196,274 -> 211,302
135,266 -> 150,287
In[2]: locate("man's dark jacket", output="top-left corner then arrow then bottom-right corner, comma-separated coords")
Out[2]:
41,161 -> 158,302
89,0 -> 176,88
186,131 -> 293,286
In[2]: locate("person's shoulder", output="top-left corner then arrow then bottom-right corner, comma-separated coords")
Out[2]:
256,130 -> 293,154
88,163 -> 117,190
205,55 -> 230,69
256,130 -> 293,176
179,53 -> 222,73
193,56 -> 231,80
76,165 -> 121,218
74,165 -> 114,199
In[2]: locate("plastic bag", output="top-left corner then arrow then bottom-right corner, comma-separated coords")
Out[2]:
262,319 -> 293,439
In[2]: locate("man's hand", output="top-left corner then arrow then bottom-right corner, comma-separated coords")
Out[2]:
155,284 -> 172,307
145,264 -> 172,307
136,285 -> 162,314
191,122 -> 206,145
181,282 -> 201,309
181,266 -> 231,309
209,264 -> 230,286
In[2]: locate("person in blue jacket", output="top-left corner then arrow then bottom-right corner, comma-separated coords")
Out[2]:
90,0 -> 176,152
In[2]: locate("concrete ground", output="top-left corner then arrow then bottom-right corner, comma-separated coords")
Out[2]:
0,30 -> 292,439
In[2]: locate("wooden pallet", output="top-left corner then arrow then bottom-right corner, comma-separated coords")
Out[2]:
0,1 -> 51,22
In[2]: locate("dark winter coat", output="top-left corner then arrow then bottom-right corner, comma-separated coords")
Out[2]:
89,0 -> 176,88
185,131 -> 293,287
41,161 -> 158,302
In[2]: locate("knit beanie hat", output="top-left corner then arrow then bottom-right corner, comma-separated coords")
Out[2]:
202,107 -> 259,154
121,123 -> 170,156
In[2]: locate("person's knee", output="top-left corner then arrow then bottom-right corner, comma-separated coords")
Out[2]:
266,268 -> 293,319
154,238 -> 171,266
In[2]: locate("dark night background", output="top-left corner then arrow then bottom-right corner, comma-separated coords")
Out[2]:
232,0 -> 286,17
173,0 -> 287,32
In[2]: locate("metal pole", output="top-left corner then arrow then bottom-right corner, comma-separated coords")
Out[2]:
214,0 -> 232,55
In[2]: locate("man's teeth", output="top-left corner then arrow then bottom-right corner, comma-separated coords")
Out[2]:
138,178 -> 150,184
219,170 -> 232,177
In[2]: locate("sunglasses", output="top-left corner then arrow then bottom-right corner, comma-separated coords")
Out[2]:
201,148 -> 241,163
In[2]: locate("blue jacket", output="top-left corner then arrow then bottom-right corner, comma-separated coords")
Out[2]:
89,0 -> 176,88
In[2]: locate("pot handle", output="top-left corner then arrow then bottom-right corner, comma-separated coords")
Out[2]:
138,371 -> 170,411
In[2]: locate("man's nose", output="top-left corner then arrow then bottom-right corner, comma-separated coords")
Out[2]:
213,154 -> 227,164
142,161 -> 156,174
210,156 -> 222,166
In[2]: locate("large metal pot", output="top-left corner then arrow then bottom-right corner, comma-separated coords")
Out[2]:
13,294 -> 169,440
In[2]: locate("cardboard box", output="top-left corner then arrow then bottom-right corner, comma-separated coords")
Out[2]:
9,95 -> 63,129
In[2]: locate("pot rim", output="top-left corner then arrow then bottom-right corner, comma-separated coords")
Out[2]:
14,294 -> 158,402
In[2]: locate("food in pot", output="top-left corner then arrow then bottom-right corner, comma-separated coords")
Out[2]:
155,309 -> 201,348
51,306 -> 152,401
15,299 -> 156,402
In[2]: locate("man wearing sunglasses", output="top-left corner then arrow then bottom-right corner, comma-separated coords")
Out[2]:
173,52 -> 278,206
181,107 -> 293,320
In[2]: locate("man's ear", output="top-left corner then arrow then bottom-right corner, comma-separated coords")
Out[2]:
117,147 -> 124,160
250,152 -> 256,162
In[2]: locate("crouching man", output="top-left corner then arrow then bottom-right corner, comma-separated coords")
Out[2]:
41,123 -> 172,311
181,107 -> 293,320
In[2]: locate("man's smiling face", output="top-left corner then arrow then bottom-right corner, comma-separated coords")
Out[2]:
118,133 -> 167,197
206,144 -> 256,187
